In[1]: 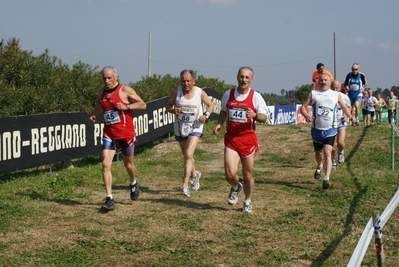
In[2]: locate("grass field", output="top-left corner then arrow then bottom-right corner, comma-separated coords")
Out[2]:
1,122 -> 399,267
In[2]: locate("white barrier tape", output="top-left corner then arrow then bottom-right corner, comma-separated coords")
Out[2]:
347,188 -> 399,267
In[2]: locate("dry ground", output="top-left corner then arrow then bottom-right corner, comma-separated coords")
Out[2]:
2,123 -> 398,266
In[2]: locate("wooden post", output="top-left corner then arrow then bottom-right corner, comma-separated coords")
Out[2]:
373,211 -> 386,267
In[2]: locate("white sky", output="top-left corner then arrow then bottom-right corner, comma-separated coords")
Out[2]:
1,0 -> 398,94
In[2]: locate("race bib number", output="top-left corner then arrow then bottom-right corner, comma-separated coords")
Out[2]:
229,107 -> 247,122
350,84 -> 360,91
103,110 -> 121,125
178,112 -> 195,123
317,106 -> 333,118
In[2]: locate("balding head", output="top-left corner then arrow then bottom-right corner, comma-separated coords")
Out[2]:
332,80 -> 341,91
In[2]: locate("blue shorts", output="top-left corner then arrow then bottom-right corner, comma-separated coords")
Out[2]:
337,122 -> 346,130
311,127 -> 337,144
349,94 -> 362,106
175,131 -> 203,142
102,136 -> 136,157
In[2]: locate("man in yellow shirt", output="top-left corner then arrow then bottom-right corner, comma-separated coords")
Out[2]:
312,63 -> 333,89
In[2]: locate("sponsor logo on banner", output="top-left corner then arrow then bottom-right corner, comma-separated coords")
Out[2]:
296,105 -> 313,125
274,105 -> 296,125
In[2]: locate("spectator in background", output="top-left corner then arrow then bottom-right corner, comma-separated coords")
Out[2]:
386,91 -> 398,124
361,90 -> 370,126
344,62 -> 368,126
312,63 -> 333,90
375,93 -> 386,123
89,66 -> 147,211
367,90 -> 378,125
165,70 -> 214,197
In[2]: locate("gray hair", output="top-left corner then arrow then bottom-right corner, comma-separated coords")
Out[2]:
102,66 -> 118,76
180,69 -> 196,79
237,66 -> 254,77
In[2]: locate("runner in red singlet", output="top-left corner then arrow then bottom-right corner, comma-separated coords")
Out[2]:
213,66 -> 268,213
89,66 -> 146,210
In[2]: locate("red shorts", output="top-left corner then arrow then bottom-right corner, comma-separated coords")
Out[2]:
224,133 -> 259,158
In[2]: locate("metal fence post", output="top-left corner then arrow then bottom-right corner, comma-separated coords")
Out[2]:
373,211 -> 386,267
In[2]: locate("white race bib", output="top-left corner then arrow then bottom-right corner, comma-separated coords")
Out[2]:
178,112 -> 195,123
350,84 -> 360,91
317,106 -> 333,119
228,107 -> 247,123
103,110 -> 121,125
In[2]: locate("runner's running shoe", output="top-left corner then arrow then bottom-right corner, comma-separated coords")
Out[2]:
243,201 -> 252,213
182,185 -> 190,197
338,152 -> 345,164
102,197 -> 115,210
332,161 -> 338,170
314,168 -> 322,180
227,182 -> 242,205
130,181 -> 140,200
322,177 -> 330,189
191,171 -> 201,191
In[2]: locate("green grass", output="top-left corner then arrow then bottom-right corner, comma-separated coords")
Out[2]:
1,122 -> 399,266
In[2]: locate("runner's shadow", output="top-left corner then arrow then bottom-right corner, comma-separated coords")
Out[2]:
18,191 -> 82,206
310,126 -> 370,266
141,197 -> 229,211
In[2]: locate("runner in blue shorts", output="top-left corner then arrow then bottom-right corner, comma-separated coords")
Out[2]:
344,62 -> 368,126
301,74 -> 356,189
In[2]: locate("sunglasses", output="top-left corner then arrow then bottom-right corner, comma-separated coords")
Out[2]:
352,68 -> 359,71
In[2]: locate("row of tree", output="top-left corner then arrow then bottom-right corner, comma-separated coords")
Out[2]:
1,37 -> 397,117
0,38 -> 235,117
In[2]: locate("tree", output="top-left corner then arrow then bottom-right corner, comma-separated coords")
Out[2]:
293,84 -> 313,103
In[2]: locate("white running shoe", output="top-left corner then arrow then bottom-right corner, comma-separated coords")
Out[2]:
182,185 -> 190,197
191,171 -> 201,191
243,201 -> 252,213
338,152 -> 345,164
332,161 -> 338,170
227,182 -> 242,205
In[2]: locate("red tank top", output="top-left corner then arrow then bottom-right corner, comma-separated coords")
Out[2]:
99,84 -> 135,140
226,88 -> 256,136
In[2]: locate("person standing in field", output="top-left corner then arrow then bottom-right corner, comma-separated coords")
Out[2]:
361,90 -> 370,126
344,62 -> 368,126
331,80 -> 351,170
300,74 -> 355,189
165,70 -> 214,197
89,66 -> 147,211
386,91 -> 397,124
367,89 -> 378,125
312,63 -> 333,90
375,93 -> 386,123
212,66 -> 268,213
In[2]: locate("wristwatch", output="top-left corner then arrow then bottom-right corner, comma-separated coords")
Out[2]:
126,104 -> 131,110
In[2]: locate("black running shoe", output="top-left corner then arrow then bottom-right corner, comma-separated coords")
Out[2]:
102,197 -> 115,210
130,181 -> 140,200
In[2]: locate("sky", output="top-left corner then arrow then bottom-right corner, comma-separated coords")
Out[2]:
1,0 -> 398,95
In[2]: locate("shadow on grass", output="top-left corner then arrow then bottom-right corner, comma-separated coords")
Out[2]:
19,191 -> 82,206
310,126 -> 370,266
141,197 -> 230,211
109,185 -> 230,211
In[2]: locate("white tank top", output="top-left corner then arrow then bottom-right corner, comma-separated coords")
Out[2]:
311,89 -> 339,130
174,86 -> 204,137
